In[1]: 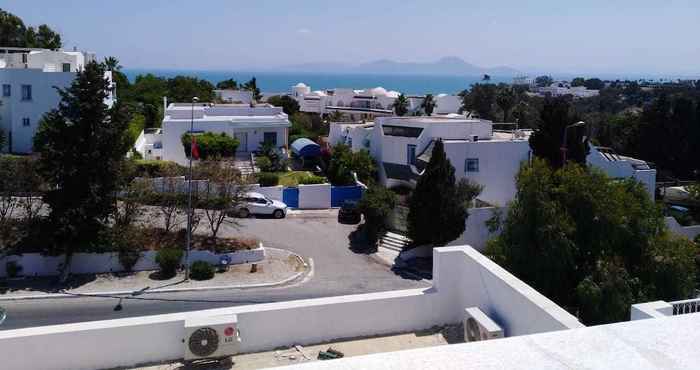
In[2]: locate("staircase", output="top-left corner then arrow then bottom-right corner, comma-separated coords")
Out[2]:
233,153 -> 259,177
379,231 -> 412,252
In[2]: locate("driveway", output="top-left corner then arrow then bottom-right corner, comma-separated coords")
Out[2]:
0,212 -> 428,330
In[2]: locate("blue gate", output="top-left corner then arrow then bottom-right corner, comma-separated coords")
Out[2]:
282,187 -> 299,208
331,185 -> 364,207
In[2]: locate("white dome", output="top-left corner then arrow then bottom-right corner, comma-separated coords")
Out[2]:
312,90 -> 327,96
370,87 -> 388,96
386,90 -> 400,98
295,82 -> 308,88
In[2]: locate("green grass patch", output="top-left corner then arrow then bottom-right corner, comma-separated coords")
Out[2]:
270,171 -> 316,187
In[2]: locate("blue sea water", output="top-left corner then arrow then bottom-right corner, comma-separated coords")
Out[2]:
122,69 -> 514,95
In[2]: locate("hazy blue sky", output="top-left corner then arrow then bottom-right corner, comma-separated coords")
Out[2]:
4,0 -> 699,75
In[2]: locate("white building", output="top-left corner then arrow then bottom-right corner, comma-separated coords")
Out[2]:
331,115 -> 532,206
532,81 -> 600,99
0,47 -> 115,153
292,82 -> 462,118
331,116 -> 656,206
214,89 -> 253,104
136,103 -> 291,165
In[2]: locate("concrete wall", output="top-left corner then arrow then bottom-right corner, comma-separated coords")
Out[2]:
255,185 -> 283,201
449,207 -> 504,251
665,217 -> 700,241
0,247 -> 265,278
0,246 -> 582,370
298,183 -> 331,209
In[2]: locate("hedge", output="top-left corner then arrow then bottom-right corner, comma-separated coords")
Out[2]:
181,132 -> 239,159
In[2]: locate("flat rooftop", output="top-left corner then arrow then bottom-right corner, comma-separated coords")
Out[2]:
275,312 -> 700,370
164,103 -> 289,122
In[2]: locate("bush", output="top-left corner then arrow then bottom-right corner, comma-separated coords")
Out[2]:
298,175 -> 326,185
358,185 -> 398,245
6,261 -> 22,278
255,156 -> 273,172
257,172 -> 280,187
694,234 -> 700,245
132,160 -> 184,178
155,248 -> 183,278
181,132 -> 239,159
190,260 -> 215,280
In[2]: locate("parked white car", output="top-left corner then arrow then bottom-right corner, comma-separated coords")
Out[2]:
231,192 -> 288,219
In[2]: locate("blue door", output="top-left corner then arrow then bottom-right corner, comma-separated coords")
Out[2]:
282,187 -> 299,208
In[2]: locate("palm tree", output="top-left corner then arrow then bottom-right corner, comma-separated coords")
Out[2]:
496,86 -> 517,122
391,94 -> 409,117
103,56 -> 122,71
421,94 -> 436,116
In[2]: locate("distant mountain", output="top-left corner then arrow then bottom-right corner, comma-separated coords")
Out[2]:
275,57 -> 519,76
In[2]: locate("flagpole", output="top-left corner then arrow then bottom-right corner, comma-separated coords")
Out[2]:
185,96 -> 199,281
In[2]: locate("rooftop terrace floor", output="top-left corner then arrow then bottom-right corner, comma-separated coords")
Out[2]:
134,324 -> 463,370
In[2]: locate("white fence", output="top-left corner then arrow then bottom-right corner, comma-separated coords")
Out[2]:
0,247 -> 265,278
0,246 -> 583,370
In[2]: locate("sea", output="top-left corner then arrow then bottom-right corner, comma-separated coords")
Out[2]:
122,69 -> 515,95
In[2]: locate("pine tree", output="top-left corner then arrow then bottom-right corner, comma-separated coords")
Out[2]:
407,140 -> 470,247
34,61 -> 130,259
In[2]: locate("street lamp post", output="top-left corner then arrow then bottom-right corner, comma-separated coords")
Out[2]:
185,96 -> 199,281
560,121 -> 586,165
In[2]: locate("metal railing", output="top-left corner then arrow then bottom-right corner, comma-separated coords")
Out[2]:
671,298 -> 700,315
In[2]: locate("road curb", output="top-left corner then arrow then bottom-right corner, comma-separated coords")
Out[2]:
0,249 -> 313,301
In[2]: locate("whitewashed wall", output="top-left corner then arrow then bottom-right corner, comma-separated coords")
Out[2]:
0,246 -> 582,370
665,217 -> 700,241
0,247 -> 265,278
298,183 -> 331,209
449,207 -> 505,251
255,185 -> 283,201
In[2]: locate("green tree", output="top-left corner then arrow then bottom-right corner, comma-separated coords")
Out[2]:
391,94 -> 409,116
33,61 -> 130,263
357,185 -> 397,245
496,86 -> 517,122
571,77 -> 585,87
529,96 -> 588,168
486,159 -> 696,324
482,74 -> 491,82
104,56 -> 122,71
131,74 -> 168,107
167,76 -> 215,102
216,78 -> 238,89
326,144 -> 376,185
34,24 -> 62,49
583,78 -> 605,90
268,95 -> 300,115
407,140 -> 474,247
243,77 -> 262,102
460,83 -> 498,119
142,103 -> 159,128
535,75 -> 554,87
421,94 -> 436,116
0,8 -> 27,47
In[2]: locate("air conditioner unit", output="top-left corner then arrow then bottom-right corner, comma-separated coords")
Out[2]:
463,307 -> 503,342
184,315 -> 241,361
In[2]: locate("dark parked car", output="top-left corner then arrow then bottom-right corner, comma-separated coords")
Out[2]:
338,200 -> 361,224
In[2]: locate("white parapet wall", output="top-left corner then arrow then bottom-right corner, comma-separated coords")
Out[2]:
0,246 -> 583,370
256,185 -> 284,201
0,247 -> 265,277
298,183 -> 331,209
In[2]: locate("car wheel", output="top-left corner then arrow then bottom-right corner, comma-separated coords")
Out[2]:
273,209 -> 285,219
238,208 -> 250,218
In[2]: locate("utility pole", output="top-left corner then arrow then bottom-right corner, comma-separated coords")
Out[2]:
185,96 -> 199,281
560,121 -> 585,165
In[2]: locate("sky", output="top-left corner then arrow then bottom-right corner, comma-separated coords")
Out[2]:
4,0 -> 700,76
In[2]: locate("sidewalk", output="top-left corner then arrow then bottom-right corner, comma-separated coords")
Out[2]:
0,248 -> 310,300
286,208 -> 338,218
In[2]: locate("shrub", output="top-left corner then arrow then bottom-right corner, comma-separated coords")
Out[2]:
255,156 -> 273,172
298,175 -> 326,185
257,172 -> 280,187
155,248 -> 183,278
6,261 -> 22,278
132,160 -> 184,178
181,132 -> 239,159
358,185 -> 397,245
190,260 -> 215,280
694,234 -> 700,245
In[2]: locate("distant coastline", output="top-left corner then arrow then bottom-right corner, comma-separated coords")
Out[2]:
122,69 -> 514,95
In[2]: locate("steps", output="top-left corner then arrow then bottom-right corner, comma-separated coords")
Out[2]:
379,231 -> 412,252
233,154 -> 259,177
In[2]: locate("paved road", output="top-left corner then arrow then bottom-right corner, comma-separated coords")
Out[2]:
0,214 -> 428,330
